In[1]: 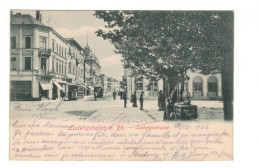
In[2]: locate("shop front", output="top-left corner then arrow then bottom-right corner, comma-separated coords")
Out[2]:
10,81 -> 32,101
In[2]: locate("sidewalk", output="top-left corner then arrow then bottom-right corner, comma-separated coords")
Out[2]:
137,100 -> 224,121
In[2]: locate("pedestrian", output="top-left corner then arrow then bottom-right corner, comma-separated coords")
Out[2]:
131,91 -> 138,107
74,89 -> 78,100
123,91 -> 127,108
94,90 -> 97,101
61,91 -> 65,101
113,90 -> 116,100
139,91 -> 144,110
158,90 -> 164,111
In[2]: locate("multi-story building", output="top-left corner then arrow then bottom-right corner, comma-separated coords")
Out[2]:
10,12 -> 85,100
107,77 -> 120,92
66,38 -> 85,98
99,74 -> 107,94
83,45 -> 102,88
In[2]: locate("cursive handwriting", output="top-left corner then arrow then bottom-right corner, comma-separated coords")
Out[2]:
36,100 -> 63,112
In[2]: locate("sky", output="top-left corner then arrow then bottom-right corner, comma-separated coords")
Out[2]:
12,10 -> 124,81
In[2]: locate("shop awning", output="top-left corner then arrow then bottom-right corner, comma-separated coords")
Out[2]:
53,81 -> 64,91
40,80 -> 52,90
55,79 -> 67,84
68,83 -> 76,86
87,86 -> 94,90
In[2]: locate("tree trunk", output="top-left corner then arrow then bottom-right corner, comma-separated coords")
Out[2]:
222,52 -> 233,120
180,74 -> 185,101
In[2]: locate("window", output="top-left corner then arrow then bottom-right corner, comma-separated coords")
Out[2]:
62,48 -> 63,57
65,48 -> 67,57
208,83 -> 217,92
69,48 -> 71,55
59,63 -> 61,74
62,63 -> 63,74
194,83 -> 202,91
41,58 -> 47,70
24,57 -> 31,70
59,46 -> 61,55
52,60 -> 55,71
56,44 -> 58,53
11,37 -> 16,49
52,40 -> 55,51
136,82 -> 143,91
10,57 -> 16,70
25,37 -> 31,49
68,63 -> 71,73
65,65 -> 67,75
56,62 -> 58,73
40,37 -> 47,50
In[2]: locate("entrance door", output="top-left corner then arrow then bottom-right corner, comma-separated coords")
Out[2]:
193,76 -> 203,98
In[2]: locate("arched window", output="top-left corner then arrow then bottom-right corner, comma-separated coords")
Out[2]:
208,76 -> 218,97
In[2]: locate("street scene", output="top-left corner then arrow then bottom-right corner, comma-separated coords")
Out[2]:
10,10 -> 233,121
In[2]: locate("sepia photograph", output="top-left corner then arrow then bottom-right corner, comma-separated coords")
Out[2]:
9,10 -> 234,161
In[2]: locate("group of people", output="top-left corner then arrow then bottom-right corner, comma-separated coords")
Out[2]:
118,91 -> 144,110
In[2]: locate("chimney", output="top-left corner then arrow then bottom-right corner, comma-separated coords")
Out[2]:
36,10 -> 41,22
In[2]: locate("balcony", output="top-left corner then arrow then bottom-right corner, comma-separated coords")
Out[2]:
38,48 -> 51,57
38,69 -> 55,78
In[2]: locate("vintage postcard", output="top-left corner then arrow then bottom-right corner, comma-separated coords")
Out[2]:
9,10 -> 233,161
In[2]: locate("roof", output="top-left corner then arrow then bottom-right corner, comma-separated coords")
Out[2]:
11,14 -> 68,44
11,14 -> 45,26
66,38 -> 83,51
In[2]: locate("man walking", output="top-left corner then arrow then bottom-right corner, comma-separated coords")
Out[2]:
158,90 -> 164,111
139,91 -> 144,110
123,91 -> 127,108
113,90 -> 116,100
94,90 -> 97,101
131,91 -> 138,107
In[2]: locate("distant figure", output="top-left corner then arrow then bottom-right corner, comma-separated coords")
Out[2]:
74,89 -> 78,100
123,91 -> 127,108
139,91 -> 144,110
61,91 -> 65,101
94,90 -> 97,101
113,90 -> 116,100
131,91 -> 138,107
158,90 -> 164,111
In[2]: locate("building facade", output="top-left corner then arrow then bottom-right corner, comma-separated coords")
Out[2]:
83,45 -> 102,89
107,77 -> 120,93
10,13 -> 85,100
100,74 -> 107,94
124,68 -> 222,100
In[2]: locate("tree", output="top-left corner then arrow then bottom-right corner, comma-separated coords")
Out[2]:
95,11 -> 202,94
192,11 -> 234,120
94,11 -> 234,120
